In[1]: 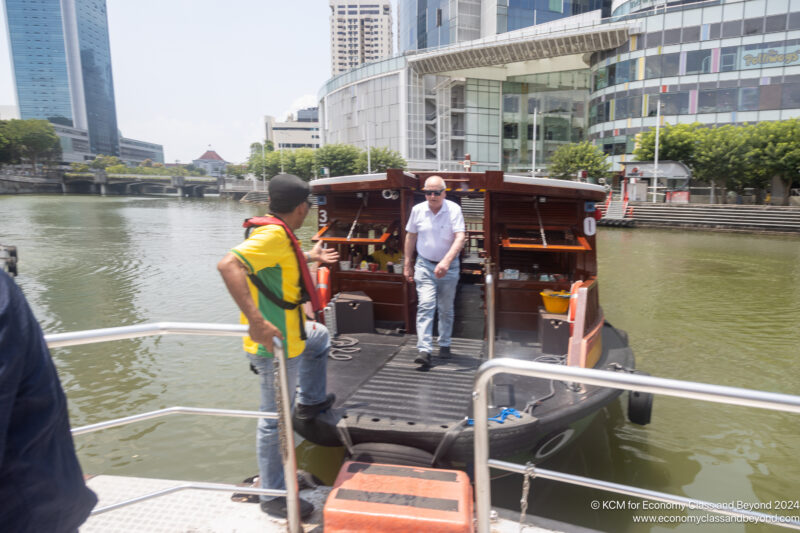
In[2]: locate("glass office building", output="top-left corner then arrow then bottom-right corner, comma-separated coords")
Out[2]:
322,0 -> 800,172
4,0 -> 120,156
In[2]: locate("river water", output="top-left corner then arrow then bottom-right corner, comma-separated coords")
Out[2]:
2,195 -> 798,531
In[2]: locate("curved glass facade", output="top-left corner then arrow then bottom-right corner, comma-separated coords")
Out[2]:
588,0 -> 800,162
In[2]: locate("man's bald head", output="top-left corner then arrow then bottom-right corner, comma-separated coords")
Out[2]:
424,175 -> 445,190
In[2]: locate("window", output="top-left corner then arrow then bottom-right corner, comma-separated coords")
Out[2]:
765,14 -> 787,33
739,87 -> 759,111
698,89 -> 716,113
628,95 -> 643,118
662,92 -> 689,115
682,26 -> 700,43
616,60 -> 632,84
645,32 -> 662,48
720,47 -> 738,72
503,95 -> 519,113
759,85 -> 782,110
790,12 -> 800,30
685,50 -> 712,75
781,82 -> 800,108
743,17 -> 764,36
503,123 -> 519,139
662,53 -> 680,77
722,20 -> 741,38
645,55 -> 661,79
717,88 -> 738,112
615,97 -> 629,120
663,29 -> 681,45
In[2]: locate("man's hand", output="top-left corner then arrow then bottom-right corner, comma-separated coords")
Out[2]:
248,318 -> 283,354
309,240 -> 339,264
434,260 -> 450,278
404,263 -> 414,283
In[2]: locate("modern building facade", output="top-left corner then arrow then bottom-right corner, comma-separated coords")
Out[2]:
4,0 -> 119,155
3,0 -> 163,165
320,0 -> 800,173
265,108 -> 321,150
330,1 -> 394,76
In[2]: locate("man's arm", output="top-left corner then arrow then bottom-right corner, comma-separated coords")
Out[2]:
403,232 -> 417,283
217,252 -> 282,353
306,240 -> 339,264
434,232 -> 466,278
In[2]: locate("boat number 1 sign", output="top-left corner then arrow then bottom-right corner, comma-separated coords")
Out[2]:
584,216 -> 596,236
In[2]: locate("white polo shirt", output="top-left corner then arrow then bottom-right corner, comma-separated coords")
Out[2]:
405,199 -> 465,262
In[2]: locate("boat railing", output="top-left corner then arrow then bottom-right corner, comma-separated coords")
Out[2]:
45,323 -> 305,533
472,358 -> 800,533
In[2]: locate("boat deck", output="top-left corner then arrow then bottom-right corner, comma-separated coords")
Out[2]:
80,475 -> 566,532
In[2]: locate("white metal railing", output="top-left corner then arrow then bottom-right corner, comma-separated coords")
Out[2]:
45,323 -> 303,533
472,358 -> 800,533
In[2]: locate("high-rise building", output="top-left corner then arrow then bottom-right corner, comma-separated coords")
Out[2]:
330,1 -> 393,76
4,0 -> 120,156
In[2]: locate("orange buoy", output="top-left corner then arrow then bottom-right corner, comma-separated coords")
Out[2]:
317,266 -> 331,308
324,461 -> 474,533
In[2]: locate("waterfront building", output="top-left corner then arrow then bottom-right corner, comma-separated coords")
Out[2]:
192,150 -> 228,177
319,0 -> 800,173
2,0 -> 163,164
330,1 -> 394,76
264,108 -> 321,150
119,137 -> 165,166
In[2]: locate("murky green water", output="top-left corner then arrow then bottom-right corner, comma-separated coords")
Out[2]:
2,195 -> 798,531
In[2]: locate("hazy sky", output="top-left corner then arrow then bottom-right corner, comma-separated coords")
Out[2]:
0,1 -> 397,164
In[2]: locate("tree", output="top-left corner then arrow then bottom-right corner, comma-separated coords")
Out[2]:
226,164 -> 248,179
0,119 -> 61,171
139,158 -> 153,167
69,162 -> 90,173
292,148 -> 316,180
634,123 -> 703,170
746,119 -> 800,205
355,147 -> 406,174
90,154 -> 122,169
693,125 -> 752,195
0,123 -> 9,165
548,141 -> 610,182
314,144 -> 360,177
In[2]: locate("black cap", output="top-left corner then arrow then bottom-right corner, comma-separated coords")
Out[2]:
269,174 -> 309,214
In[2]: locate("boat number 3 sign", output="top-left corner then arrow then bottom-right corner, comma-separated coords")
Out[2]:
584,216 -> 596,236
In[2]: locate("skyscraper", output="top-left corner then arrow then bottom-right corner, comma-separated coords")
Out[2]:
4,0 -> 120,156
329,1 -> 393,76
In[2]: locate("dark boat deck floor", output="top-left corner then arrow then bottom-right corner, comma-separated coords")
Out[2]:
327,331 -> 573,425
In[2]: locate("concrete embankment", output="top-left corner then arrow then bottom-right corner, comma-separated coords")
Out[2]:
1,175 -> 63,194
623,203 -> 800,234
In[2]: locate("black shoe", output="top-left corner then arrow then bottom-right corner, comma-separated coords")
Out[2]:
439,346 -> 452,358
414,351 -> 432,366
295,393 -> 335,420
260,496 -> 314,519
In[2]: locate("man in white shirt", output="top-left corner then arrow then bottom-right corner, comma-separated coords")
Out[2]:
403,175 -> 466,366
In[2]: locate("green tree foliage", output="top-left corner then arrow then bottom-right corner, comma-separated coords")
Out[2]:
314,144 -> 361,177
139,158 -> 153,167
0,119 -> 62,170
355,147 -> 406,174
226,164 -> 248,179
633,119 -> 800,204
90,154 -> 122,169
548,141 -> 610,182
69,162 -> 90,173
634,123 -> 703,169
292,148 -> 316,180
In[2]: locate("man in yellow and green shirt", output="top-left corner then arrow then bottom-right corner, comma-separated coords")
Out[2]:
218,173 -> 338,519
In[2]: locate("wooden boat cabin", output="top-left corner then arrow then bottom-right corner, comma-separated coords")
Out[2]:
310,168 -> 606,367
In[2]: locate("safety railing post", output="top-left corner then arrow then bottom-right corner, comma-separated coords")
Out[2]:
485,267 -> 495,360
273,338 -> 301,533
473,367 -> 492,533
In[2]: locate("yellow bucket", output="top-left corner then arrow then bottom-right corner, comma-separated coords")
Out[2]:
540,290 -> 570,314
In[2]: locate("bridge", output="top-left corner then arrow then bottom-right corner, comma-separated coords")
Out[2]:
63,171 -> 221,197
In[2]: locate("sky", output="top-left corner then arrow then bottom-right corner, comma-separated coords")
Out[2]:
0,1 -> 397,164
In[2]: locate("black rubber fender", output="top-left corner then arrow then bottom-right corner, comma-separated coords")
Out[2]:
628,372 -> 654,425
348,442 -> 438,468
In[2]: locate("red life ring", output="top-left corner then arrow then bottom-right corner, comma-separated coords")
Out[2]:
317,266 -> 331,308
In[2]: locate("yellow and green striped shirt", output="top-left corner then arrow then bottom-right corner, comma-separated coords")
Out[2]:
231,225 -> 305,358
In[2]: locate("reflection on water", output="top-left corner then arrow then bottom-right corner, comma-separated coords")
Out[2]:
1,196 -> 798,531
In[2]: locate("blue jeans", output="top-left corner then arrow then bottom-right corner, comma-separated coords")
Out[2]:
414,256 -> 459,353
247,320 -> 329,502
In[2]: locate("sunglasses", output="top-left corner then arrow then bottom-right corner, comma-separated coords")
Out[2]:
424,189 -> 445,196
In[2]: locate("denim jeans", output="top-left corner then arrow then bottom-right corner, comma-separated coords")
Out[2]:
414,256 -> 459,353
247,320 -> 329,502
